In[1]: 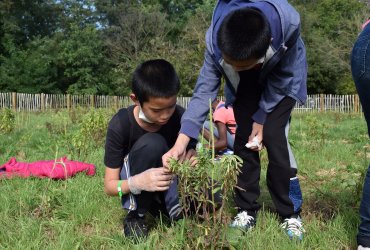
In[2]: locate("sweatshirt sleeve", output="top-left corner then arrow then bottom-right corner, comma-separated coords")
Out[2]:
180,40 -> 222,139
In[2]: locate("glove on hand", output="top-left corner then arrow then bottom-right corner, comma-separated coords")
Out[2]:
128,167 -> 174,194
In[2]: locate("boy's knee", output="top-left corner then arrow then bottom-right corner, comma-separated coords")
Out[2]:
134,133 -> 169,157
128,133 -> 169,173
263,125 -> 284,146
262,126 -> 274,144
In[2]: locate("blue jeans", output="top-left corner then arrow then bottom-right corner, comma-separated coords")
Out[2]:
358,166 -> 370,247
352,23 -> 370,136
352,23 -> 370,247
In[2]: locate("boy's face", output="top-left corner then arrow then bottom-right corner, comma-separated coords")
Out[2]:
140,95 -> 177,125
223,54 -> 264,72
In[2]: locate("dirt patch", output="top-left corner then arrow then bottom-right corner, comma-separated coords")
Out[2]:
43,224 -> 57,242
79,223 -> 96,236
301,195 -> 340,221
315,168 -> 337,177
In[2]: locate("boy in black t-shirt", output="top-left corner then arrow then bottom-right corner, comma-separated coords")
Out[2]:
104,59 -> 197,239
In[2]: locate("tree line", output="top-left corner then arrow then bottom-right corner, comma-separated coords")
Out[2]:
0,0 -> 368,96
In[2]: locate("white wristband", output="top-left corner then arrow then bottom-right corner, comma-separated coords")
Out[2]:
128,177 -> 141,195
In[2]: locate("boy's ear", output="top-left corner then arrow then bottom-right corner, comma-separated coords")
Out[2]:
130,93 -> 140,106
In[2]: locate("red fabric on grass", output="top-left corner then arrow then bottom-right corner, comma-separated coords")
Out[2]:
0,157 -> 95,179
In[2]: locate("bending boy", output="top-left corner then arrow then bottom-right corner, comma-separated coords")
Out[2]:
104,59 -> 196,238
163,1 -> 307,240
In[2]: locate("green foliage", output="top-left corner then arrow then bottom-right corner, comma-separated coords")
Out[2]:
102,3 -> 173,95
0,0 -> 115,95
292,0 -> 368,94
304,115 -> 329,141
171,0 -> 213,96
0,0 -> 61,46
45,110 -> 73,136
0,37 -> 58,93
167,99 -> 244,248
313,0 -> 364,40
0,108 -> 15,133
70,109 -> 110,158
290,112 -> 368,209
58,24 -> 113,94
0,0 -> 369,95
0,111 -> 368,248
143,0 -> 205,38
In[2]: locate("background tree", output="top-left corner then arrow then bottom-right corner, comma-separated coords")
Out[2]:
0,0 -> 62,93
0,0 -> 369,95
0,0 -> 114,94
292,0 -> 368,94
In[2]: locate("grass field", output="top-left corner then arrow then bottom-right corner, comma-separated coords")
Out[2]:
0,109 -> 369,249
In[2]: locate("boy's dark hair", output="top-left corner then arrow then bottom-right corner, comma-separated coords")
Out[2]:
131,59 -> 180,104
217,8 -> 271,61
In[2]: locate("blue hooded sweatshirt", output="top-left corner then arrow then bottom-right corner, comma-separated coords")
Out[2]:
180,0 -> 307,139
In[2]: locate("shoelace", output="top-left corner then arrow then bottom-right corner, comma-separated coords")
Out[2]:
280,218 -> 305,236
232,211 -> 254,227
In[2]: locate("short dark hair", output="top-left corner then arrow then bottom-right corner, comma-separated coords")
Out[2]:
131,59 -> 180,104
217,8 -> 271,61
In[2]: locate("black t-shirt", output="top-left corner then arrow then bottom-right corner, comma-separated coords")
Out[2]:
104,105 -> 189,169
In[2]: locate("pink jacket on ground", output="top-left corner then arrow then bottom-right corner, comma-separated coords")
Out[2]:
0,157 -> 96,179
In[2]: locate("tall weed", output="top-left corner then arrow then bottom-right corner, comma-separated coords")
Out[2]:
70,109 -> 109,158
0,108 -> 15,133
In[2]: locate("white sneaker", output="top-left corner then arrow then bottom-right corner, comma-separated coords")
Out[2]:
230,211 -> 256,230
280,216 -> 305,240
358,245 -> 370,250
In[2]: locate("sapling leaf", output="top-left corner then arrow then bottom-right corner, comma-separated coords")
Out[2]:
212,186 -> 221,194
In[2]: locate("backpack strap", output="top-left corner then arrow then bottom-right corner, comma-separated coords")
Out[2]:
285,25 -> 300,50
126,106 -> 136,150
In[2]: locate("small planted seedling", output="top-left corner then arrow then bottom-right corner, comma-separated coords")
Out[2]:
168,99 -> 242,248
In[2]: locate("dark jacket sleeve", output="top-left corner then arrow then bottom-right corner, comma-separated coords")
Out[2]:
176,105 -> 198,150
252,37 -> 307,124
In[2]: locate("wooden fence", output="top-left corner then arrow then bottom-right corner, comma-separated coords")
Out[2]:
0,92 -> 362,113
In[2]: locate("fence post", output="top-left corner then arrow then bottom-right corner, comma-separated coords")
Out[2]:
90,95 -> 95,108
114,96 -> 118,110
355,94 -> 359,113
320,94 -> 324,112
12,92 -> 17,111
41,93 -> 45,112
67,94 -> 71,110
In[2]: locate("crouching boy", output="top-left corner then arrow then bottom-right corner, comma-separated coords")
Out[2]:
103,59 -> 197,238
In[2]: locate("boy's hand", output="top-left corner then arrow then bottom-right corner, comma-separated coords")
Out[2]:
184,149 -> 197,167
162,146 -> 186,168
246,136 -> 263,150
247,122 -> 264,151
129,167 -> 173,193
162,133 -> 190,167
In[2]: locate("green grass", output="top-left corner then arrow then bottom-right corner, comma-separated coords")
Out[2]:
0,110 -> 369,249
